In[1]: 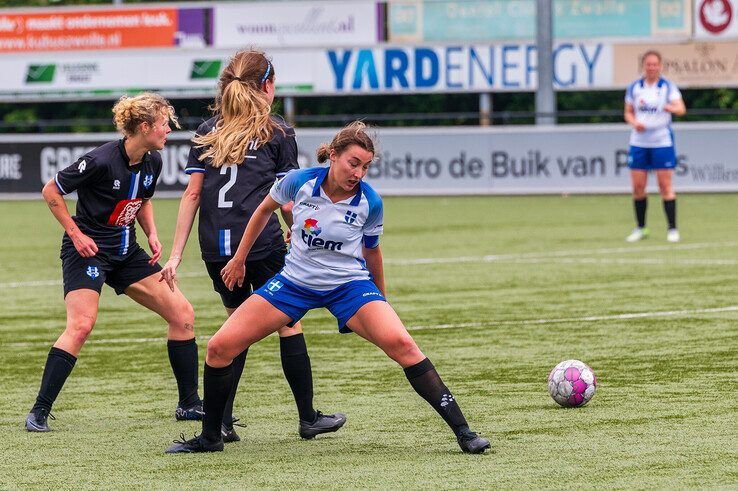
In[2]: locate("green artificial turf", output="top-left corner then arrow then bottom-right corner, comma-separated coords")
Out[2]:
0,195 -> 736,489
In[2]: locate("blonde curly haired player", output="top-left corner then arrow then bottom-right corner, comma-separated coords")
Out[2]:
25,93 -> 206,432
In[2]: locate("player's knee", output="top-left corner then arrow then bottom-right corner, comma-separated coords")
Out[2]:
390,334 -> 421,362
180,299 -> 195,326
66,315 -> 96,344
206,336 -> 230,364
169,299 -> 195,333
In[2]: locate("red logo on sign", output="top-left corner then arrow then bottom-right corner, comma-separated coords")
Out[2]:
107,198 -> 142,226
700,0 -> 733,33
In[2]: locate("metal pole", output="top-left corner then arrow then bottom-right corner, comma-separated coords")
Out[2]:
479,93 -> 491,126
284,96 -> 296,127
536,0 -> 555,125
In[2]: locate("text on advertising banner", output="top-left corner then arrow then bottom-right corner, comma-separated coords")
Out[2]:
2,124 -> 737,196
213,1 -> 380,48
0,7 -> 210,52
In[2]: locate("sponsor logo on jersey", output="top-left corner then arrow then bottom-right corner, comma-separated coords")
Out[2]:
299,201 -> 319,210
344,210 -> 357,224
301,218 -> 343,251
107,198 -> 143,226
113,179 -> 121,190
303,218 -> 322,235
143,174 -> 154,189
638,99 -> 660,114
86,266 -> 99,279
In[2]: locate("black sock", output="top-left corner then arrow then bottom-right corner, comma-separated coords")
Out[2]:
404,358 -> 469,437
202,363 -> 233,442
280,334 -> 316,422
222,349 -> 248,428
32,347 -> 77,412
167,338 -> 200,408
663,199 -> 676,229
634,197 -> 647,228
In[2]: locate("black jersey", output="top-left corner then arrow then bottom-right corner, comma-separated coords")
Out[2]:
185,116 -> 298,262
54,139 -> 162,254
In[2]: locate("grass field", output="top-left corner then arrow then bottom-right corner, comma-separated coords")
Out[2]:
1,194 -> 737,489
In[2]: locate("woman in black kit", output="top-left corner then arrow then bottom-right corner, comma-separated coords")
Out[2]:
160,49 -> 344,442
26,93 -> 204,432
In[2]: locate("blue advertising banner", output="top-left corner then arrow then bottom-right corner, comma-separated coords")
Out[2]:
388,0 -> 690,42
319,43 -> 613,93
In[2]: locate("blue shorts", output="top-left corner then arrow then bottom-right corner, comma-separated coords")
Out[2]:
254,274 -> 386,333
628,145 -> 676,170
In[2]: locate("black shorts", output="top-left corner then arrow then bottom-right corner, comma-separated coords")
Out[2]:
205,246 -> 287,309
60,241 -> 162,297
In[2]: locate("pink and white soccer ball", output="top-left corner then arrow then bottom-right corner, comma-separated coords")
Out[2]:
547,360 -> 597,407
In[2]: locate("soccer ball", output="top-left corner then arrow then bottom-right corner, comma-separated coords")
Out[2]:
547,359 -> 597,407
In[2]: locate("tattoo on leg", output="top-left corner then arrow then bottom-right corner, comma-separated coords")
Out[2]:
49,199 -> 59,208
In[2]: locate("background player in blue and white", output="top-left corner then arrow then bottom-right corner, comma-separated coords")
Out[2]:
159,50 -> 344,442
166,122 -> 490,454
26,94 -> 203,432
624,50 -> 686,243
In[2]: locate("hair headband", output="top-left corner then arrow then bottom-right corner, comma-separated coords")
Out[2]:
260,62 -> 271,85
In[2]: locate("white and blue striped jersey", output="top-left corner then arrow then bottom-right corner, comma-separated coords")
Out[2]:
625,78 -> 682,148
269,167 -> 383,291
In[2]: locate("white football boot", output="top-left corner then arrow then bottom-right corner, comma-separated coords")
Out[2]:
626,227 -> 650,242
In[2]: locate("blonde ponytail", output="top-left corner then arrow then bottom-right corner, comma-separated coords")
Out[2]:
194,50 -> 282,168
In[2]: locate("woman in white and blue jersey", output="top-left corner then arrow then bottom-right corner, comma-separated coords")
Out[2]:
624,50 -> 686,243
165,122 -> 490,455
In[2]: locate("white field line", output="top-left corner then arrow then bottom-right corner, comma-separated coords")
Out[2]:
4,306 -> 737,348
384,241 -> 738,265
1,241 -> 736,290
511,257 -> 738,266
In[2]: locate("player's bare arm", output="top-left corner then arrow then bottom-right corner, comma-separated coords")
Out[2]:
42,178 -> 98,257
624,103 -> 645,132
664,98 -> 686,116
363,244 -> 386,297
160,172 -> 204,291
221,195 -> 281,290
136,199 -> 162,265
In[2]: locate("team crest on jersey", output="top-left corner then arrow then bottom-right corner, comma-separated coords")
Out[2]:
86,266 -> 99,279
143,174 -> 154,189
107,198 -> 143,226
344,211 -> 357,224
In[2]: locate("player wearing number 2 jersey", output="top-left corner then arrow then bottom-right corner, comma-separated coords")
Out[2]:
165,122 -> 490,455
26,93 -> 204,433
160,50 -> 344,443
